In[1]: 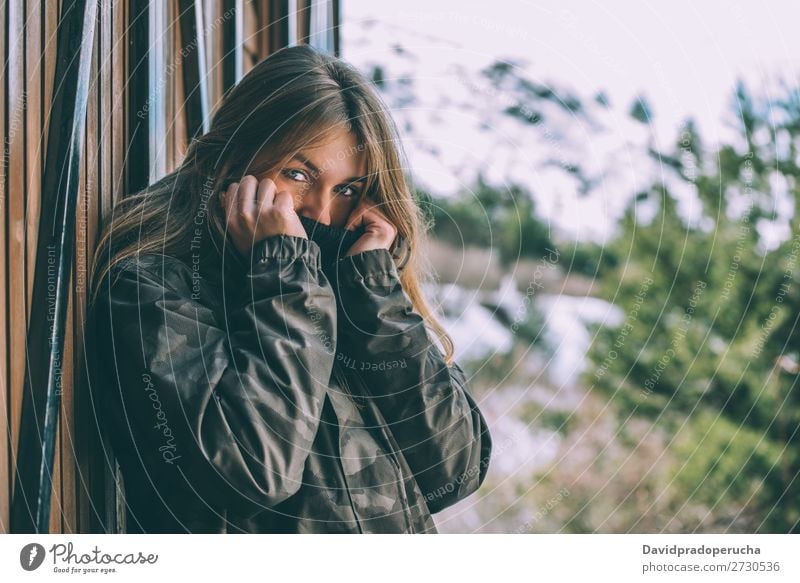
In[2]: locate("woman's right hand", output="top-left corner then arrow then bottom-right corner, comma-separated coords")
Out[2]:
221,175 -> 307,256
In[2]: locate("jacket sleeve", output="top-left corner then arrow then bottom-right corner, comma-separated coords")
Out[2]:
91,235 -> 336,518
327,248 -> 492,514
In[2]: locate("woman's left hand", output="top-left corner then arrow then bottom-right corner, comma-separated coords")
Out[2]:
344,197 -> 398,256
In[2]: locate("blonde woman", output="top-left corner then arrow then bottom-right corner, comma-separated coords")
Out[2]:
88,44 -> 492,533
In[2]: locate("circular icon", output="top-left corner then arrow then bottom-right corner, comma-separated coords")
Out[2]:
19,543 -> 46,571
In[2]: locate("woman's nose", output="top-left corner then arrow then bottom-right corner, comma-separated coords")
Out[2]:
296,189 -> 333,225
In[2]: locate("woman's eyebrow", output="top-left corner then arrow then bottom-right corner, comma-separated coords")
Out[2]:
291,153 -> 367,183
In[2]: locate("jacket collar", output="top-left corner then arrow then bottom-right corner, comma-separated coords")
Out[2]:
297,215 -> 366,273
191,216 -> 366,291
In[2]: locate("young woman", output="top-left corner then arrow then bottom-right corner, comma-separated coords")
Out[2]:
87,44 -> 492,533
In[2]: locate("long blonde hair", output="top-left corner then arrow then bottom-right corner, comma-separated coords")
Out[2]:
89,44 -> 455,364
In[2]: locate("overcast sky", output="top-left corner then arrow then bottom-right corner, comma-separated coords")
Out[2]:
344,0 -> 800,145
341,1 -> 800,241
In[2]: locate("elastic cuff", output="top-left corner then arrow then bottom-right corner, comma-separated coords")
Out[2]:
251,235 -> 322,269
330,248 -> 398,283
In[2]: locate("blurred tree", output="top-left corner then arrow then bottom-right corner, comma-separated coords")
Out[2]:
418,174 -> 554,265
630,95 -> 654,124
584,81 -> 800,533
554,239 -> 620,278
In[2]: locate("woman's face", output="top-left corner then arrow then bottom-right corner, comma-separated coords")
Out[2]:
260,126 -> 368,229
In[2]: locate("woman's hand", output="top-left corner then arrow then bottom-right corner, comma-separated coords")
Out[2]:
343,197 -> 398,256
221,176 -> 307,256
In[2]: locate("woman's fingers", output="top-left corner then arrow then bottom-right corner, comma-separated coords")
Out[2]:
342,198 -> 398,255
345,198 -> 371,231
220,174 -> 307,255
256,177 -> 276,210
273,189 -> 294,213
346,199 -> 395,235
238,175 -> 258,220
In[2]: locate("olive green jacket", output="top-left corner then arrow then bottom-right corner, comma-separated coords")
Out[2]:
89,234 -> 492,533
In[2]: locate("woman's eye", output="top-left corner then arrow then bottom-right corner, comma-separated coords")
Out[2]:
335,184 -> 359,197
283,168 -> 309,182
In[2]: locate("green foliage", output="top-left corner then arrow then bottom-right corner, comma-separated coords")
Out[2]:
555,239 -> 620,277
419,174 -> 554,265
672,411 -> 786,513
584,81 -> 800,532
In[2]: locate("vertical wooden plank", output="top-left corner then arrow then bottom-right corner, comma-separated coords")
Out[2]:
7,0 -> 27,525
96,0 -> 108,248
58,242 -> 77,532
204,0 -> 222,111
110,0 -> 128,533
173,3 -> 187,167
48,421 -> 62,532
116,0 -> 126,208
165,0 -> 176,172
297,0 -> 309,44
43,0 -> 57,171
0,0 -> 10,535
76,0 -> 108,534
257,0 -> 269,59
215,0 -> 227,108
104,0 -> 123,212
242,0 -> 261,74
25,0 -> 42,307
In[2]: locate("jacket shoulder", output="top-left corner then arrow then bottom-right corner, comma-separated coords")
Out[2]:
108,253 -> 195,295
116,252 -> 187,270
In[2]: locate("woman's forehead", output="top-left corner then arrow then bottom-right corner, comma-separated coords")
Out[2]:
292,131 -> 368,180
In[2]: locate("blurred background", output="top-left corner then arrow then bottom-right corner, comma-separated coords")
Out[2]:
340,0 -> 800,533
2,0 -> 798,533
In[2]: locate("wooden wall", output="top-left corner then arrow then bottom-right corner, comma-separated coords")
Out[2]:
1,0 -> 340,534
